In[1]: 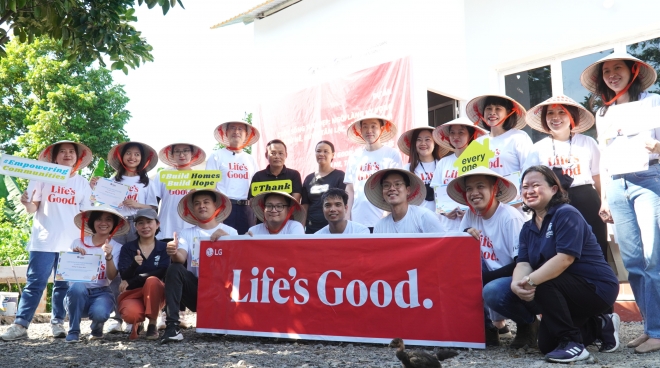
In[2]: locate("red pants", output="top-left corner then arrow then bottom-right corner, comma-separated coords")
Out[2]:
118,277 -> 165,339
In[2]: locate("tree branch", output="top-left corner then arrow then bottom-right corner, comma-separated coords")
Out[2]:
0,10 -> 14,27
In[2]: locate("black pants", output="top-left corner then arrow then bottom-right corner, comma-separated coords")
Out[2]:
535,272 -> 610,354
567,185 -> 609,259
224,203 -> 255,235
164,263 -> 198,326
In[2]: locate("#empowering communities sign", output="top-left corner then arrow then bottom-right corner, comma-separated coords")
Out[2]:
0,154 -> 71,184
159,170 -> 222,190
197,234 -> 485,348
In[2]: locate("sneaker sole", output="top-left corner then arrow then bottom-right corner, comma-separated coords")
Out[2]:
601,313 -> 621,353
65,339 -> 80,344
159,334 -> 184,344
546,349 -> 589,363
1,334 -> 28,342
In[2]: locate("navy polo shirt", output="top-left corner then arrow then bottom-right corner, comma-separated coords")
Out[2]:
518,204 -> 618,304
118,239 -> 171,289
248,165 -> 303,199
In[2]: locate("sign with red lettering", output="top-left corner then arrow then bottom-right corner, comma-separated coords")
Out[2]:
256,57 -> 413,175
197,234 -> 485,348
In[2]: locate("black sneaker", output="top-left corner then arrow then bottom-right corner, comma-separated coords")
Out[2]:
159,324 -> 183,344
545,338 -> 589,363
485,325 -> 500,346
510,317 -> 539,349
598,313 -> 620,352
145,324 -> 159,340
498,326 -> 512,338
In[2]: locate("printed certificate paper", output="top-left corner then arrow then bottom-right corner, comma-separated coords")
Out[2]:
92,178 -> 130,208
56,252 -> 102,282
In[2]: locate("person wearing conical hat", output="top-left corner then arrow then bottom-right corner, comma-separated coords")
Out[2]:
580,52 -> 660,354
247,191 -> 305,235
206,121 -> 260,235
447,167 -> 526,348
364,169 -> 443,234
398,127 -> 450,214
2,141 -> 93,342
430,118 -> 489,231
160,190 -> 237,344
64,206 -> 129,342
145,143 -> 206,242
522,95 -> 608,260
466,94 -> 533,178
344,116 -> 403,231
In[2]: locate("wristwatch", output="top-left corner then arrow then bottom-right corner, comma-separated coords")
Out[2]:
524,275 -> 537,287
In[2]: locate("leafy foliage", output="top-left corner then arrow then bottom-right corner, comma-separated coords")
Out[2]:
0,198 -> 30,266
0,0 -> 184,73
213,112 -> 255,154
0,37 -> 129,177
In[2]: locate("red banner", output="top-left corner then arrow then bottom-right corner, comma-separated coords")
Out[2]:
197,234 -> 485,348
256,57 -> 413,175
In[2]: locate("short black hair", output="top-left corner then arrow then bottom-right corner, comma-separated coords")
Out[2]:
380,171 -> 410,187
266,139 -> 287,153
171,144 -> 194,154
481,96 -> 516,131
88,211 -> 120,234
263,192 -> 291,206
316,140 -> 335,153
192,190 -> 216,203
321,188 -> 348,205
520,165 -> 570,215
50,143 -> 79,164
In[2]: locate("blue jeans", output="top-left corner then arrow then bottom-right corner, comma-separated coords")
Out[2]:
65,283 -> 114,335
483,277 -> 539,325
608,165 -> 660,338
15,251 -> 69,328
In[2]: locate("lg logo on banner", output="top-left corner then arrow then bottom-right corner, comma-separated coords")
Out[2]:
230,267 -> 433,309
206,248 -> 222,257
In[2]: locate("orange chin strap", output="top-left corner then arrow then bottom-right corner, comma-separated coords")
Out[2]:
220,126 -> 256,152
71,149 -> 87,175
441,129 -> 477,150
602,62 -> 641,106
183,197 -> 226,224
114,147 -> 136,174
550,104 -> 576,130
453,178 -> 502,216
473,103 -> 520,127
353,121 -> 392,143
265,205 -> 295,234
80,214 -> 124,247
165,146 -> 202,169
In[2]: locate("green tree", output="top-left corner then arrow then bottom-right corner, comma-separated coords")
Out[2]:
0,0 -> 183,73
0,37 -> 129,177
213,112 -> 254,155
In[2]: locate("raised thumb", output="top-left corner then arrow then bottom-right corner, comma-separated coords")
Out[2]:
137,249 -> 141,256
173,232 -> 178,243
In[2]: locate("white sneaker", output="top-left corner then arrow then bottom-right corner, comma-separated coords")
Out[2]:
157,311 -> 166,331
123,323 -> 133,334
105,319 -> 123,334
1,324 -> 28,341
179,310 -> 191,329
51,323 -> 66,338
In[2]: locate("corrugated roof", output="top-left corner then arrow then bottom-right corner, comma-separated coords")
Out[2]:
210,0 -> 301,29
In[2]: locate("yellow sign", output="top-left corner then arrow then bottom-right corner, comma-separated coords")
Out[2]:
159,170 -> 222,189
453,138 -> 495,175
250,180 -> 293,196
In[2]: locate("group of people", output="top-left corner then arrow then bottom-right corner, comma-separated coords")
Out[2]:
1,52 -> 659,362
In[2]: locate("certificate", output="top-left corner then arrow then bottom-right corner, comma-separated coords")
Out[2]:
503,171 -> 522,205
191,236 -> 201,267
92,178 -> 130,208
55,252 -> 102,282
434,187 -> 468,214
606,135 -> 650,176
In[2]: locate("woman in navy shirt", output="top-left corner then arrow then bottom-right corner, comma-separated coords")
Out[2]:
483,165 -> 619,363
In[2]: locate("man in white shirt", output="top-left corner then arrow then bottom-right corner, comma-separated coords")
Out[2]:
206,121 -> 260,234
344,116 -> 402,231
447,167 -> 530,348
160,189 -> 237,344
366,169 -> 444,234
315,188 -> 369,235
247,192 -> 305,235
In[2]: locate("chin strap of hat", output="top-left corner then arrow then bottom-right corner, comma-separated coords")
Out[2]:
354,121 -> 392,143
550,104 -> 576,130
265,205 -> 295,234
114,147 -> 137,174
441,129 -> 475,150
167,146 -> 202,169
453,182 -> 476,215
602,62 -> 640,106
183,198 -> 225,224
80,214 -> 124,247
474,103 -> 520,128
223,126 -> 256,152
71,148 -> 87,175
454,178 -> 502,216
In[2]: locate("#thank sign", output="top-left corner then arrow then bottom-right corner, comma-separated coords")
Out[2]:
197,234 -> 485,348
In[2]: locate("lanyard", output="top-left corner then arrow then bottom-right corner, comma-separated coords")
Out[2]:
551,133 -> 573,167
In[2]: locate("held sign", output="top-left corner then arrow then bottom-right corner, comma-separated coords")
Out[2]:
0,154 -> 71,184
159,170 -> 222,190
453,139 -> 494,174
197,234 -> 485,348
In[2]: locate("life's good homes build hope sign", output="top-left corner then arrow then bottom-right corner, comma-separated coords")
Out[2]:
159,170 -> 222,190
197,234 -> 485,348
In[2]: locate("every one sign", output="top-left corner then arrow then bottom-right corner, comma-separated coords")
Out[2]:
159,170 -> 222,190
0,154 -> 71,184
197,234 -> 485,348
453,139 -> 494,174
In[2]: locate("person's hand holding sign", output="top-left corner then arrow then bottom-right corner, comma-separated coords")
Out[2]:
72,246 -> 87,255
210,228 -> 229,241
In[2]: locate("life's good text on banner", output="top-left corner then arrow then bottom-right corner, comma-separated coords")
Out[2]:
197,234 -> 485,348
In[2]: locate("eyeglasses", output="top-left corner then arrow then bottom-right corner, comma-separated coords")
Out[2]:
382,182 -> 407,190
265,204 -> 288,212
227,126 -> 246,132
173,149 -> 192,156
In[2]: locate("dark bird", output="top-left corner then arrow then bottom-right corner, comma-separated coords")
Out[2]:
389,338 -> 459,368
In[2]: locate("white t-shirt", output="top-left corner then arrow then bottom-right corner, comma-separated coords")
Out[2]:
27,175 -> 92,252
430,154 -> 462,232
69,237 -> 122,288
315,220 -> 371,234
459,203 -> 525,271
146,167 -> 194,239
177,223 -> 238,278
404,162 -> 436,212
248,221 -> 305,235
205,148 -> 258,200
344,146 -> 402,227
476,129 -> 533,176
114,175 -> 149,217
523,134 -> 600,187
374,205 -> 444,234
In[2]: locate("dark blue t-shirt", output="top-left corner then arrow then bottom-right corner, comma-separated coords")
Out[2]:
518,204 -> 618,304
118,239 -> 171,289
